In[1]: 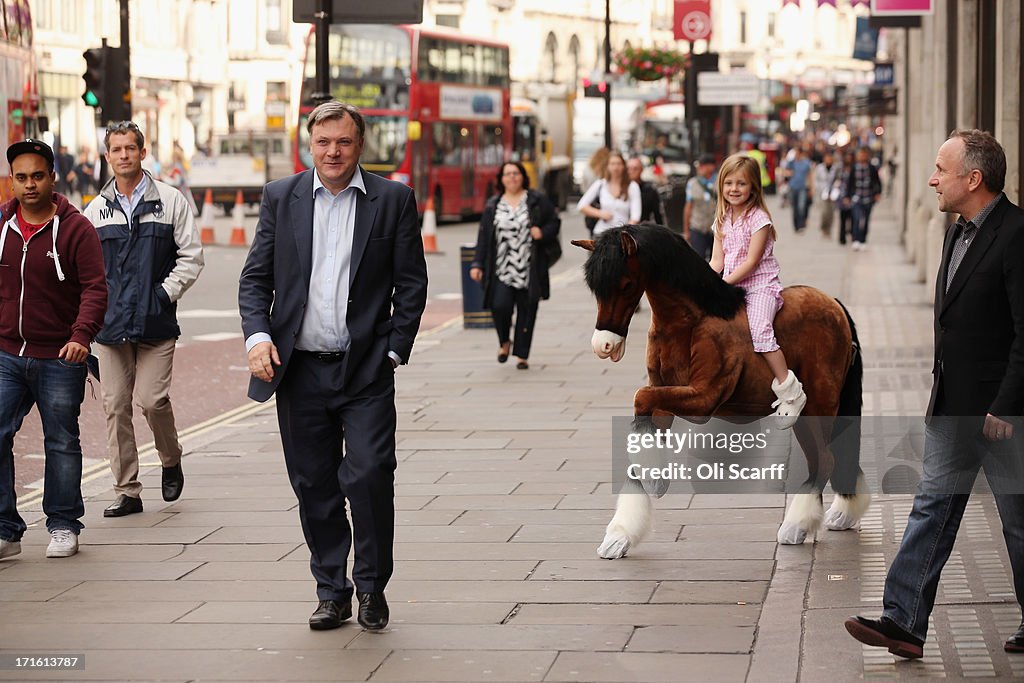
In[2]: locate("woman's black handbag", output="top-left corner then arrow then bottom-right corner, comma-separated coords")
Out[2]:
542,236 -> 562,266
584,182 -> 602,234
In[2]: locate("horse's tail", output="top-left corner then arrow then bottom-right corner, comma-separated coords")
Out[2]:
831,299 -> 863,496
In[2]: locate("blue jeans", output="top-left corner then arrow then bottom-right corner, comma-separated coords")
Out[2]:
851,200 -> 874,244
0,349 -> 87,540
687,230 -> 714,261
882,417 -> 1024,641
790,187 -> 809,231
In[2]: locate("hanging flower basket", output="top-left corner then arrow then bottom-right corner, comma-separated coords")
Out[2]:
615,47 -> 689,82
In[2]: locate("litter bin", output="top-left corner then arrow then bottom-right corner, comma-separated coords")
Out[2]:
460,244 -> 493,329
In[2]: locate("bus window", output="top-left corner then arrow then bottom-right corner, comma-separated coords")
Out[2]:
477,125 -> 504,166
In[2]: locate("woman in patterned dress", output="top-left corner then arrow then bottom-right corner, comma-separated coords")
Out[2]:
470,161 -> 561,370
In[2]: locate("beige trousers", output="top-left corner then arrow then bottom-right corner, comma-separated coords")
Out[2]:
96,339 -> 182,498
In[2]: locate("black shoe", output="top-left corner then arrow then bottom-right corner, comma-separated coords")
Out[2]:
162,463 -> 184,502
308,599 -> 352,630
103,494 -> 143,517
1006,622 -> 1024,653
844,615 -> 924,659
356,591 -> 389,631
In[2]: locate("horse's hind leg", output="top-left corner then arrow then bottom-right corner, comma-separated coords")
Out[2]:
824,416 -> 872,530
598,479 -> 653,559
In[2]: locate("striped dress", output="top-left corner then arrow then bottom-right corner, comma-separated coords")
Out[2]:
718,206 -> 784,353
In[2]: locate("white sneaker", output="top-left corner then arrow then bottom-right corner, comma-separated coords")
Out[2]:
0,538 -> 21,560
46,529 -> 78,558
771,370 -> 808,430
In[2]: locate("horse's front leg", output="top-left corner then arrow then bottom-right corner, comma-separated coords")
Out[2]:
776,418 -> 833,545
598,477 -> 653,559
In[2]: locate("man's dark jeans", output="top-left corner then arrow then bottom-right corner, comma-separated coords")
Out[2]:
0,349 -> 86,541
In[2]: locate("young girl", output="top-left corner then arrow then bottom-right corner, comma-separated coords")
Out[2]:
709,154 -> 806,428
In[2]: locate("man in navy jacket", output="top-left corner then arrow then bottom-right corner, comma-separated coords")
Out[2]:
239,101 -> 427,631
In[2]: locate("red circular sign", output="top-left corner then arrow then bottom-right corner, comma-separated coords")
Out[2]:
680,10 -> 710,41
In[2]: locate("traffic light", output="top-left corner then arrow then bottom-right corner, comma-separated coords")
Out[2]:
82,47 -> 105,108
103,46 -> 131,122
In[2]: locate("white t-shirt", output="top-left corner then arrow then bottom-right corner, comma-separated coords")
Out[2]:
577,179 -> 642,235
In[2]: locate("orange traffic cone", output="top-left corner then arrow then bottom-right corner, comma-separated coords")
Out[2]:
228,191 -> 248,246
422,195 -> 440,254
198,188 -> 216,245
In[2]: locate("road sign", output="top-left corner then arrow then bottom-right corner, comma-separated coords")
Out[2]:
874,62 -> 894,86
697,71 -> 759,106
871,0 -> 933,15
674,0 -> 711,42
292,0 -> 423,23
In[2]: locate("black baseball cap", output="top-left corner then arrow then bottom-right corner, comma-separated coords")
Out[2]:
697,154 -> 716,166
7,139 -> 55,168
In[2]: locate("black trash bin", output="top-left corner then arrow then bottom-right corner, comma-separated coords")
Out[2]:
460,244 -> 493,329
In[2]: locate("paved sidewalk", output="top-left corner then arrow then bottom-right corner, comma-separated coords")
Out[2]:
1,197 -> 1021,681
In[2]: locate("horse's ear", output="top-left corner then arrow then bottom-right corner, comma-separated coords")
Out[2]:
571,239 -> 595,252
620,231 -> 638,257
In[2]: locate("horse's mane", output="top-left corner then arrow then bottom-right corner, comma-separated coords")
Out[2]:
584,223 -> 746,319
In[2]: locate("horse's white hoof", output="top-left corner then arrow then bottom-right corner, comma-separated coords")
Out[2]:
824,505 -> 858,531
642,477 -> 670,498
597,532 -> 630,559
777,521 -> 808,545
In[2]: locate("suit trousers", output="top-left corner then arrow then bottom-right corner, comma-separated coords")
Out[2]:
491,281 -> 539,360
96,339 -> 182,498
276,351 -> 397,601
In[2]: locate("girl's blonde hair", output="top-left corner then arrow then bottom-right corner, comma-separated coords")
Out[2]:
713,153 -> 776,240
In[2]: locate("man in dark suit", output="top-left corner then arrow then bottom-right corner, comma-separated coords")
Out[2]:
238,101 -> 428,631
846,129 -> 1024,658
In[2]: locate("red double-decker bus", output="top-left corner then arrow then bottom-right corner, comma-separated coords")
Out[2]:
297,24 -> 511,219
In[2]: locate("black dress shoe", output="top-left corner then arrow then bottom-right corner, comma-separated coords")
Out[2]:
103,494 -> 143,517
1006,622 -> 1024,653
308,599 -> 352,630
356,591 -> 389,631
844,615 -> 924,659
162,463 -> 184,502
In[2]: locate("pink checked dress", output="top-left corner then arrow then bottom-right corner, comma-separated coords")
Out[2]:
719,206 -> 784,353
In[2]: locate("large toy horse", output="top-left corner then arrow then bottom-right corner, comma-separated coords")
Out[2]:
573,224 -> 870,559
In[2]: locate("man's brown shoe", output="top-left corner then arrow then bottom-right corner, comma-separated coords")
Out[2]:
845,616 -> 924,659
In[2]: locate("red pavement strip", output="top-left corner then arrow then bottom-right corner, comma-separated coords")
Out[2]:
14,301 -> 467,508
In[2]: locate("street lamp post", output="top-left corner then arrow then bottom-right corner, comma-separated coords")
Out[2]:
603,0 -> 611,150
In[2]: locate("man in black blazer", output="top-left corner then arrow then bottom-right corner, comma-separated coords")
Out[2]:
846,130 -> 1024,658
238,101 -> 427,631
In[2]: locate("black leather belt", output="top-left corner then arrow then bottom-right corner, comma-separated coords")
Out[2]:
296,350 -> 346,362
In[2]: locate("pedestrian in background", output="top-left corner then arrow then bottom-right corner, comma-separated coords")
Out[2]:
843,146 -> 882,251
846,129 -> 1024,659
54,144 -> 76,197
626,156 -> 663,225
73,149 -> 96,202
0,140 -> 107,560
239,100 -> 428,632
83,121 -> 204,518
577,150 -> 641,236
470,160 -> 560,370
836,149 -> 855,245
785,146 -> 812,233
683,153 -> 717,260
813,149 -> 840,239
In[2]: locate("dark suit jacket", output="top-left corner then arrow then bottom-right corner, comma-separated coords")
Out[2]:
238,169 -> 428,402
928,195 -> 1024,418
638,180 -> 664,225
